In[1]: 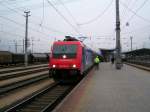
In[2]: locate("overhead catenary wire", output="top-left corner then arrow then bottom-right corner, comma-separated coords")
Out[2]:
78,0 -> 113,26
0,3 -> 79,41
0,15 -> 51,40
121,0 -> 149,29
121,25 -> 150,35
0,2 -> 71,35
120,0 -> 132,20
120,0 -> 150,24
57,0 -> 80,27
46,0 -> 82,36
0,15 -> 24,27
82,24 -> 150,38
0,6 -> 50,39
130,0 -> 149,18
121,0 -> 138,20
0,30 -> 24,37
1,2 -> 21,14
1,11 -> 149,41
2,0 -> 112,37
1,1 -> 149,41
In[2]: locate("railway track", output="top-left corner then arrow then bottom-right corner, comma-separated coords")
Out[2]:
0,62 -> 48,69
0,67 -> 48,80
0,64 -> 49,95
0,64 -> 76,112
0,64 -> 48,74
0,71 -> 49,94
2,83 -> 74,112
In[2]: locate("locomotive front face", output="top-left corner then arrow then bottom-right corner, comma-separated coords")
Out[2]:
50,44 -> 80,69
49,43 -> 82,82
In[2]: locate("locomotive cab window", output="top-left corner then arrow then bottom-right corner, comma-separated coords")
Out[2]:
53,44 -> 77,58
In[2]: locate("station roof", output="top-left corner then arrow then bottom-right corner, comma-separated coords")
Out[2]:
123,48 -> 150,55
100,48 -> 115,52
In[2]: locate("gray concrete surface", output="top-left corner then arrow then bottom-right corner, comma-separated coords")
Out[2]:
53,63 -> 150,112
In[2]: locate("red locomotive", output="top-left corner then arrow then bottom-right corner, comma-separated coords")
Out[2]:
49,36 -> 96,82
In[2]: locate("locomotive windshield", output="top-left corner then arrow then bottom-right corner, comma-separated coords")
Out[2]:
52,44 -> 77,58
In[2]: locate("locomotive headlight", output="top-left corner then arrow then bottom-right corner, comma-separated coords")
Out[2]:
72,64 -> 76,68
52,65 -> 56,68
63,55 -> 66,59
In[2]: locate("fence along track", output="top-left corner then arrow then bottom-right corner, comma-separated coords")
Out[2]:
2,83 -> 74,112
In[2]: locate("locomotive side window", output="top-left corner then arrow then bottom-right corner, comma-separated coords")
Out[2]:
53,44 -> 77,58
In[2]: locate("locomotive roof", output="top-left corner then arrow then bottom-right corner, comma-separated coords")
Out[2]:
53,41 -> 84,47
52,41 -> 100,54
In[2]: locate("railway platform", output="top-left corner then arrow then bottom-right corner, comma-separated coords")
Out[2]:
53,62 -> 150,112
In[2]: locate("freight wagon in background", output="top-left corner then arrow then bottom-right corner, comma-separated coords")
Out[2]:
0,51 -> 12,65
32,53 -> 49,63
12,53 -> 33,64
0,51 -> 49,66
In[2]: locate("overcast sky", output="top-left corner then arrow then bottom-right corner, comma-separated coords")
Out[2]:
0,0 -> 150,53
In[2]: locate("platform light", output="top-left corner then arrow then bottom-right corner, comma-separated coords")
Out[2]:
52,65 -> 56,68
72,64 -> 76,68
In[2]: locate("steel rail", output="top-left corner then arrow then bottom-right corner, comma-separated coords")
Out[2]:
0,64 -> 48,74
0,74 -> 48,95
0,67 -> 48,80
2,83 -> 74,112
